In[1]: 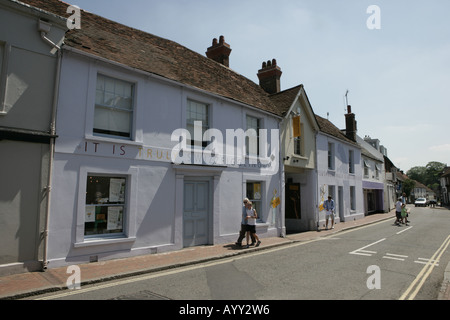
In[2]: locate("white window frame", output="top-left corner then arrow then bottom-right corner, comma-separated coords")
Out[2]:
364,160 -> 370,178
84,63 -> 144,145
93,73 -> 135,140
74,166 -> 138,247
349,149 -> 355,174
328,142 -> 335,170
186,99 -> 209,149
84,174 -> 128,237
245,180 -> 265,223
328,185 -> 336,201
246,114 -> 261,157
350,186 -> 356,211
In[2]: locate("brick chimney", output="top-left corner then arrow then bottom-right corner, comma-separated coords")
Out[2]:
257,59 -> 282,94
206,35 -> 232,67
345,105 -> 357,141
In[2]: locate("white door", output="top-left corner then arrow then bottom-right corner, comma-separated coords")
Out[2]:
183,180 -> 209,247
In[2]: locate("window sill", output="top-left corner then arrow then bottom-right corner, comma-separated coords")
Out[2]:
291,154 -> 307,160
85,134 -> 143,146
74,236 -> 136,248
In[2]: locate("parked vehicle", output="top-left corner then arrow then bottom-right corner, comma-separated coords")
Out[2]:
415,198 -> 427,207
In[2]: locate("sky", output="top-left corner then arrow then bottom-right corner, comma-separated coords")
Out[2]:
69,0 -> 449,172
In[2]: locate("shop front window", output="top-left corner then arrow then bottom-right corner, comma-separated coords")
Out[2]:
246,181 -> 263,222
85,175 -> 127,236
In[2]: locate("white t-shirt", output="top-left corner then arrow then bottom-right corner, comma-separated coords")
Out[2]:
395,201 -> 402,212
246,209 -> 256,226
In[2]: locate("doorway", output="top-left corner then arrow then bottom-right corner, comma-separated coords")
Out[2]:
183,180 -> 210,247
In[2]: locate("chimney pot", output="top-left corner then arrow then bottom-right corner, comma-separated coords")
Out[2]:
344,105 -> 357,141
257,58 -> 282,94
206,35 -> 232,67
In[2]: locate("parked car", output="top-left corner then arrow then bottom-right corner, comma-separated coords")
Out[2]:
415,198 -> 427,207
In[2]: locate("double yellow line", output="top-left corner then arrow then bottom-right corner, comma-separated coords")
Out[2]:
399,235 -> 450,300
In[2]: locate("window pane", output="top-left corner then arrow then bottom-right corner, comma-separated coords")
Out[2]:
294,137 -> 301,155
94,106 -> 131,138
246,116 -> 260,156
246,182 -> 263,221
94,74 -> 134,139
187,100 -> 209,147
85,176 -> 126,236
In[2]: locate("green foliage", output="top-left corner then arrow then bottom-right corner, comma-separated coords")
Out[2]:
406,161 -> 446,192
402,179 -> 416,198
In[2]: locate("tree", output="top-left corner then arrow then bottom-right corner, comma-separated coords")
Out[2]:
402,179 -> 416,199
406,161 -> 446,189
406,166 -> 427,184
425,162 -> 446,186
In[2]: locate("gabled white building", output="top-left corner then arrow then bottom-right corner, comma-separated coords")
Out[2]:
315,106 -> 364,228
358,135 -> 386,214
36,2 -> 284,268
272,85 -> 320,233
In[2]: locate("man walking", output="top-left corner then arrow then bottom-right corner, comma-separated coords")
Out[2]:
395,197 -> 403,226
324,195 -> 335,230
235,198 -> 255,247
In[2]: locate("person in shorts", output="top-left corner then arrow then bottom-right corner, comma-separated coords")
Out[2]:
324,195 -> 335,230
235,198 -> 255,247
245,201 -> 261,248
395,197 -> 402,226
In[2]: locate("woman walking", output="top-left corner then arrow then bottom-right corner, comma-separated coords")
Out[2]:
245,201 -> 261,248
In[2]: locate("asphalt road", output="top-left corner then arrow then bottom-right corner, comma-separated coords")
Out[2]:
29,205 -> 450,301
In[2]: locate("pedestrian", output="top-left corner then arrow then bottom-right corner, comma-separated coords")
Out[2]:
245,201 -> 261,248
324,195 -> 335,230
401,204 -> 408,225
235,198 -> 255,247
402,192 -> 407,205
395,197 -> 402,226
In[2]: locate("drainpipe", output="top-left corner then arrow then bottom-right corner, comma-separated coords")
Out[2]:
38,19 -> 62,270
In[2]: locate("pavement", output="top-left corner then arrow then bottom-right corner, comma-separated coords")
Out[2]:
0,208 -> 449,300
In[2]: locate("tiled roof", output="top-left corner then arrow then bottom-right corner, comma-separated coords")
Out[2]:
20,0 -> 283,116
315,115 -> 358,146
442,167 -> 450,177
268,85 -> 302,117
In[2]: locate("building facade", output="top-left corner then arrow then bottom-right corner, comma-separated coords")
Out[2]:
272,85 -> 320,232
0,0 -> 66,274
26,2 -> 284,268
315,108 -> 364,226
358,136 -> 386,214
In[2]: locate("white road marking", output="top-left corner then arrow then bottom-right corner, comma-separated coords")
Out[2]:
396,226 -> 413,235
383,253 -> 408,261
349,238 -> 385,257
414,258 -> 439,266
